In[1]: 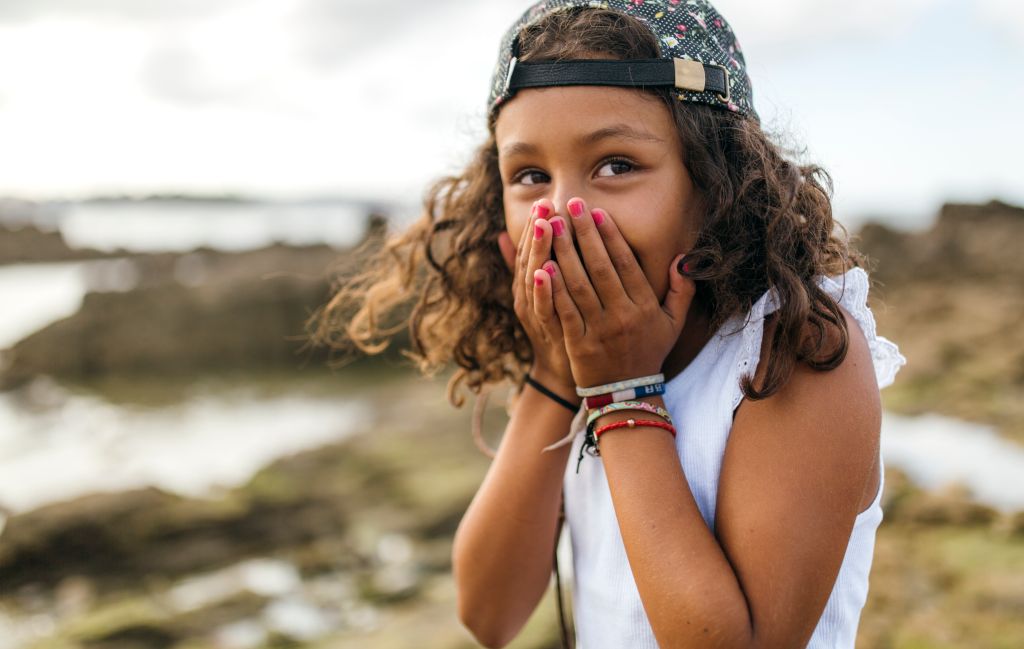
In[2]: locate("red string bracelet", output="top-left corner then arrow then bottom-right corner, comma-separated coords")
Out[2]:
594,418 -> 677,445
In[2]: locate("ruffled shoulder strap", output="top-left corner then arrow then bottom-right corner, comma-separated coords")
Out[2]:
727,266 -> 907,410
819,266 -> 907,388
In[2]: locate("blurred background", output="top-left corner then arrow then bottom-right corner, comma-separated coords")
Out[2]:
0,1 -> 1022,648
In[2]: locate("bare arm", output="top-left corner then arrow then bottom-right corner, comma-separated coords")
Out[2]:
451,368 -> 578,648
596,308 -> 880,648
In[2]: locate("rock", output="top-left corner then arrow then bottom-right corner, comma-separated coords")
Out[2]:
0,484 -> 349,594
0,223 -> 120,265
81,624 -> 180,649
0,240 -> 413,389
882,473 -> 1000,527
857,200 -> 1024,444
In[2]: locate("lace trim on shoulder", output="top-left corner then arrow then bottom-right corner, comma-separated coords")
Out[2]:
728,267 -> 907,410
820,267 -> 907,389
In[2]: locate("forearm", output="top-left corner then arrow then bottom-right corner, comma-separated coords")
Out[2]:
597,395 -> 754,649
452,371 -> 578,648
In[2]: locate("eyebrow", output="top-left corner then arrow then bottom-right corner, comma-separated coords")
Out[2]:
500,123 -> 665,158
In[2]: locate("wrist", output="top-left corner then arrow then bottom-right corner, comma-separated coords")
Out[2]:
528,366 -> 581,408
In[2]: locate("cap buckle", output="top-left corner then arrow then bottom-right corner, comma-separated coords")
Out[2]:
673,58 -> 731,105
709,62 -> 731,104
503,56 -> 519,96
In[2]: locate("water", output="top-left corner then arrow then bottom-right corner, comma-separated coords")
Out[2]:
0,374 -> 1020,518
0,198 -> 419,349
0,263 -> 88,349
0,260 -> 138,349
2,199 -> 393,254
881,411 -> 1024,512
0,376 -> 373,516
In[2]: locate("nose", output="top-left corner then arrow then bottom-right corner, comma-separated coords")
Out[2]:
548,181 -> 587,235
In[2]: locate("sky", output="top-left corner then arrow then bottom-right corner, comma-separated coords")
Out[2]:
0,0 -> 1021,228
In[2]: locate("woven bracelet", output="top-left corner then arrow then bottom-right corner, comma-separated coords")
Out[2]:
583,382 -> 664,409
575,373 -> 665,398
586,400 -> 673,432
595,418 -> 677,446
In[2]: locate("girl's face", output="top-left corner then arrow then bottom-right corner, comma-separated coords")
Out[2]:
495,85 -> 703,303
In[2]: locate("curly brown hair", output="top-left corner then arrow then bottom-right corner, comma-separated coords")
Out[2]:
306,6 -> 862,410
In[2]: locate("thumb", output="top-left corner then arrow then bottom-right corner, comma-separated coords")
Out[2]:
497,231 -> 516,272
661,253 -> 697,328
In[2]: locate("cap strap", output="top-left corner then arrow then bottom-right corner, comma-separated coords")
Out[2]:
506,58 -> 729,100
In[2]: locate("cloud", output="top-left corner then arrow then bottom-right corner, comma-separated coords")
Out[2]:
0,0 -> 246,23
141,46 -> 235,107
285,0 -> 488,70
714,0 -> 941,58
976,0 -> 1024,39
137,1 -> 311,109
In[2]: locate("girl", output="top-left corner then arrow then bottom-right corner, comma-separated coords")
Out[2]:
311,1 -> 906,647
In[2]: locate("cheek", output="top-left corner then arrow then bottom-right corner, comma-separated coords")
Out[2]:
612,200 -> 690,297
505,215 -> 524,242
503,197 -> 527,243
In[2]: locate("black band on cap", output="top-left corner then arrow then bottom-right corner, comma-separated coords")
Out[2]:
506,58 -> 729,100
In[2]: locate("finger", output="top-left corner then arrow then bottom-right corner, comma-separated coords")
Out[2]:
533,262 -> 565,341
524,199 -> 555,310
524,214 -> 554,314
662,253 -> 698,330
512,200 -> 542,306
549,214 -> 603,318
591,207 -> 658,306
544,260 -> 586,340
514,201 -> 538,281
567,197 -> 628,308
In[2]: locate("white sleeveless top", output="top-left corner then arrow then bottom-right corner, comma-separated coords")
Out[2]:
557,267 -> 906,649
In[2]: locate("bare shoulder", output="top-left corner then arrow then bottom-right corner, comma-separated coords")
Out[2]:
709,302 -> 882,646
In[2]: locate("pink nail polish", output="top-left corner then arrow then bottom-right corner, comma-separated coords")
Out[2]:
535,224 -> 544,240
535,274 -> 544,286
543,261 -> 556,276
535,204 -> 550,219
551,218 -> 565,237
592,208 -> 606,226
568,199 -> 584,218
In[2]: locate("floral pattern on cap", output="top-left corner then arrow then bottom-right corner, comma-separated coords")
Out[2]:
488,0 -> 759,123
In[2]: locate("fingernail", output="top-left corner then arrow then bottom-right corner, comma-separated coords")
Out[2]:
592,208 -> 606,226
551,218 -> 565,237
535,274 -> 544,287
535,224 -> 544,240
543,261 -> 556,276
568,199 -> 585,218
535,204 -> 550,219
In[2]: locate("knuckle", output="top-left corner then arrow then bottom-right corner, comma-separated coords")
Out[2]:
590,261 -> 615,283
605,313 -> 631,338
609,249 -> 635,269
565,279 -> 588,296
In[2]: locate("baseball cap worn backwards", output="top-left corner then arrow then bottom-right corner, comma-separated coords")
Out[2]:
488,0 -> 759,124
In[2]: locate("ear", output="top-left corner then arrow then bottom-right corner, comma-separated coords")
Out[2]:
497,231 -> 516,272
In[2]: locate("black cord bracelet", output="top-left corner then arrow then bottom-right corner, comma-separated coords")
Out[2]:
525,375 -> 580,413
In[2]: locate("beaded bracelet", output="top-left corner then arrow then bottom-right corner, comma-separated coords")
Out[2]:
595,418 -> 677,446
583,382 -> 664,410
575,373 -> 665,398
575,401 -> 675,474
586,400 -> 673,432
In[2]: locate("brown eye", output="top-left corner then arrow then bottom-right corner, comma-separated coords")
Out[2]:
596,158 -> 636,177
514,169 -> 550,185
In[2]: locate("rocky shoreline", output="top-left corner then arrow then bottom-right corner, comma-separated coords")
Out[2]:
1,369 -> 1021,648
856,200 -> 1024,443
1,199 -> 1022,648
